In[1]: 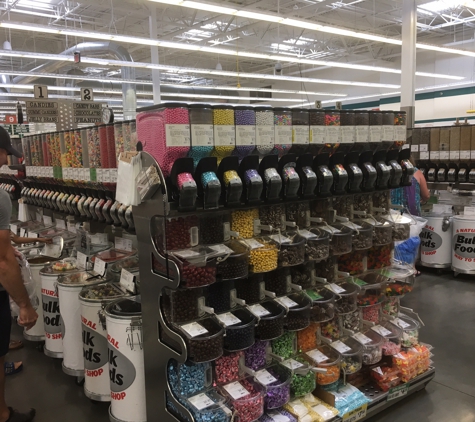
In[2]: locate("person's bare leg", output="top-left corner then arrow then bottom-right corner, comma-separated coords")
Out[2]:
0,355 -> 10,422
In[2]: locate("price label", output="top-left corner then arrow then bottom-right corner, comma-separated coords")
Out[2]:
353,332 -> 372,345
90,233 -> 108,245
43,215 -> 53,226
268,234 -> 291,244
188,393 -> 214,410
342,403 -> 367,422
282,359 -> 304,370
326,283 -> 346,294
115,237 -> 133,252
372,325 -> 392,336
255,369 -> 278,386
248,304 -> 271,317
110,169 -> 118,183
76,251 -> 88,269
387,383 -> 409,401
181,322 -> 209,338
242,239 -> 264,250
353,278 -> 368,287
275,296 -> 299,309
305,290 -> 323,301
217,312 -> 242,327
56,219 -> 66,230
392,318 -> 410,329
330,340 -> 352,353
223,381 -> 249,400
67,221 -> 77,234
120,269 -> 136,294
297,229 -> 317,240
464,206 -> 475,216
267,411 -> 290,422
93,257 -> 107,276
306,349 -> 329,364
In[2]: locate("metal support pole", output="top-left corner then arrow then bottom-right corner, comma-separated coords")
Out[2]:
149,7 -> 161,104
401,0 -> 417,128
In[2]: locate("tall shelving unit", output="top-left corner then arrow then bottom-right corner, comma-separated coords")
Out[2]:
133,152 -> 435,422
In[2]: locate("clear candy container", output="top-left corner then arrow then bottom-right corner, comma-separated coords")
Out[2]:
162,287 -> 205,324
219,377 -> 265,422
183,389 -> 232,422
248,238 -> 279,274
167,359 -> 212,397
177,317 -> 225,363
389,315 -> 420,348
331,281 -> 360,314
305,229 -> 330,262
372,220 -> 393,246
291,262 -> 316,289
235,274 -> 265,305
213,351 -> 243,385
354,328 -> 384,365
371,322 -> 402,356
252,300 -> 286,341
275,232 -> 306,267
264,268 -> 292,297
296,322 -> 319,353
255,364 -> 292,409
281,356 -> 316,398
330,337 -> 363,376
220,308 -> 256,352
304,345 -> 341,386
216,240 -> 249,282
307,288 -> 335,323
329,226 -> 353,256
332,196 -> 353,220
352,222 -> 373,251
281,293 -> 312,332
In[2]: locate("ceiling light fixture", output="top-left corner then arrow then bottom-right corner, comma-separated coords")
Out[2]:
0,22 -> 463,80
0,49 -> 401,89
145,0 -> 475,61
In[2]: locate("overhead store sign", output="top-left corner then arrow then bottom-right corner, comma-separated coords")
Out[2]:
26,100 -> 59,123
73,101 -> 104,124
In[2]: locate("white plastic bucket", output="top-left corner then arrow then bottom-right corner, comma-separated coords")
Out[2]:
57,274 -> 109,377
40,273 -> 63,358
79,283 -> 127,402
57,283 -> 85,376
452,215 -> 475,274
420,215 -> 452,268
105,298 -> 145,422
24,257 -> 58,341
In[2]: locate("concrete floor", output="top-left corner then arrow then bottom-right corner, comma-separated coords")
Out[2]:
4,270 -> 475,421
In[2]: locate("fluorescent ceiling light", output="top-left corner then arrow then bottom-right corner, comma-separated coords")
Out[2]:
0,49 -> 401,89
0,22 -> 463,81
147,0 -> 475,60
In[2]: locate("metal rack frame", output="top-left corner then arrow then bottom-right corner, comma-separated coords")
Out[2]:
133,151 -> 435,422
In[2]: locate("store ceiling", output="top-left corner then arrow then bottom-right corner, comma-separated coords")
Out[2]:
0,0 -> 475,116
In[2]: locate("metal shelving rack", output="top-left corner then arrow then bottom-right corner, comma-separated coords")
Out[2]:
133,151 -> 435,422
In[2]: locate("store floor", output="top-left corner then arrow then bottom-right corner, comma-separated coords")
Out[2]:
4,271 -> 475,422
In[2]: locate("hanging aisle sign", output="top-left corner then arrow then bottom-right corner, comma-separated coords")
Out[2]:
26,100 -> 59,123
73,101 -> 104,124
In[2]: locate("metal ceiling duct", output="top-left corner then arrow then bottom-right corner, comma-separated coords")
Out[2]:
13,41 -> 137,119
0,41 -> 12,92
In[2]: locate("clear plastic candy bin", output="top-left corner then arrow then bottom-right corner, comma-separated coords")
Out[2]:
305,229 -> 330,262
304,345 -> 341,386
329,225 -> 353,256
354,328 -> 384,365
330,337 -> 363,375
307,288 -> 335,323
252,300 -> 286,341
274,232 -> 306,267
162,287 -> 205,324
220,308 -> 256,352
389,314 -> 420,348
254,364 -> 292,409
216,240 -> 249,281
371,322 -> 402,356
167,359 -> 212,397
177,317 -> 225,363
183,389 -> 232,422
219,377 -> 265,422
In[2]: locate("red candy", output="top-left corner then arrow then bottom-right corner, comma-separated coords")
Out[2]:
181,263 -> 216,288
99,125 -> 109,168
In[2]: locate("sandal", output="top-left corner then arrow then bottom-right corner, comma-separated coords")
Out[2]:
4,362 -> 23,376
9,341 -> 23,351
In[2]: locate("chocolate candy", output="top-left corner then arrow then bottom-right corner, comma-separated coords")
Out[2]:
291,262 -> 315,289
373,224 -> 393,246
285,202 -> 310,229
214,351 -> 243,384
305,233 -> 330,262
235,275 -> 265,305
285,294 -> 311,332
199,212 -> 228,245
259,204 -> 286,232
223,308 -> 256,352
264,268 -> 291,297
353,225 -> 373,250
206,282 -> 236,313
393,223 -> 410,241
254,301 -> 285,341
216,243 -> 249,282
181,260 -> 217,288
338,309 -> 360,332
164,215 -> 199,251
162,288 -> 204,323
271,332 -> 296,359
183,317 -> 224,363
330,228 -> 352,256
373,190 -> 390,211
332,196 -> 353,220
244,340 -> 268,371
353,193 -> 372,214
278,234 -> 305,267
314,258 -> 336,282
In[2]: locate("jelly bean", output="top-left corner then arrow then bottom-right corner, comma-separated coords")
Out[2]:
211,107 -> 235,163
87,127 -> 101,168
231,208 -> 258,239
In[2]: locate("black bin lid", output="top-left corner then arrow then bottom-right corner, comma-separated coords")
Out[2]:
109,298 -> 141,316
